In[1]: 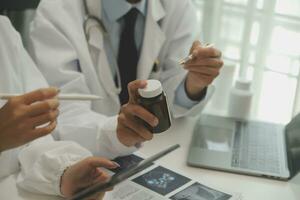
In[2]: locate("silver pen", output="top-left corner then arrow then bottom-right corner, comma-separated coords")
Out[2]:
0,93 -> 103,101
179,43 -> 215,65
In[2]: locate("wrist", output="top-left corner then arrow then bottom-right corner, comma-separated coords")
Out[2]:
185,77 -> 207,101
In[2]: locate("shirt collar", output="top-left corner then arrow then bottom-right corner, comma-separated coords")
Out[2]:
102,0 -> 147,22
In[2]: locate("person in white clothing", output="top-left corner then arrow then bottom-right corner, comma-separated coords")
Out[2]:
29,0 -> 223,157
0,16 -> 118,200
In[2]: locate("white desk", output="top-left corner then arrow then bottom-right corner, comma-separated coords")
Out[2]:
1,117 -> 300,200
140,117 -> 300,200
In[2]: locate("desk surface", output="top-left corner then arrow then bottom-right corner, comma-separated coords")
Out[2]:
140,117 -> 300,200
1,117 -> 300,200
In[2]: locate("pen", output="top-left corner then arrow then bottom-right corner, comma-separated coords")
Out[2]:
0,93 -> 103,101
179,43 -> 215,65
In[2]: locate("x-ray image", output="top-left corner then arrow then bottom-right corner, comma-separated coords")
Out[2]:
133,166 -> 191,196
170,182 -> 232,200
111,154 -> 145,173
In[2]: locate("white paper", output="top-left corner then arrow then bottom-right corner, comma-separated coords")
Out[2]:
104,154 -> 242,200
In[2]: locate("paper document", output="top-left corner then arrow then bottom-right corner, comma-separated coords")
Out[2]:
104,154 -> 242,200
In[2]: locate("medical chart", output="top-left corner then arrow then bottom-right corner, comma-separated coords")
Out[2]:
105,154 -> 242,200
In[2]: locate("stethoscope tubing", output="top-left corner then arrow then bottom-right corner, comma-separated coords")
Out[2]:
83,0 -> 122,95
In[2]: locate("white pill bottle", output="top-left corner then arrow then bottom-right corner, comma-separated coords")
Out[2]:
228,79 -> 253,120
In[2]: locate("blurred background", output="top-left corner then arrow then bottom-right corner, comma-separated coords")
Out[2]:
0,0 -> 299,124
0,0 -> 39,49
194,0 -> 300,124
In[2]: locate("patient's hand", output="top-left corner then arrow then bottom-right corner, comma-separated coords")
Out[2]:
60,157 -> 119,199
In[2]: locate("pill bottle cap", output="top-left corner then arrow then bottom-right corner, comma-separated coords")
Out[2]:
138,80 -> 163,98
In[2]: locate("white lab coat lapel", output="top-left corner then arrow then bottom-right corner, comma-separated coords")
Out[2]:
86,0 -> 120,106
137,0 -> 166,79
86,0 -> 166,102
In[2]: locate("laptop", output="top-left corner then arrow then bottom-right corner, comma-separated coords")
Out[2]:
187,114 -> 300,180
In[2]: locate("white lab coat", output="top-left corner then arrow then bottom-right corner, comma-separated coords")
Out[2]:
29,0 -> 214,156
0,16 -> 92,197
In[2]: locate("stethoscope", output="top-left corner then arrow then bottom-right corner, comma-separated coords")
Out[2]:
83,0 -> 122,95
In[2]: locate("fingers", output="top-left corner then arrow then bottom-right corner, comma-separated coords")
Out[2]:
189,41 -> 201,54
127,80 -> 147,104
117,126 -> 146,146
86,157 -> 120,169
188,41 -> 222,60
29,109 -> 59,127
185,58 -> 224,68
191,47 -> 222,59
92,171 -> 110,184
20,87 -> 59,105
117,104 -> 157,146
26,99 -> 60,117
26,120 -> 57,141
118,80 -> 158,147
118,114 -> 153,141
184,67 -> 220,77
92,168 -> 105,178
184,42 -> 223,93
190,71 -> 215,81
121,104 -> 158,127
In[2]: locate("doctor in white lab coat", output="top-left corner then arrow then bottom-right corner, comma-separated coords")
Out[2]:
29,0 -> 223,155
0,16 -> 117,199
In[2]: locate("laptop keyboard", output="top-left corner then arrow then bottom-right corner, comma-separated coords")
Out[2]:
231,122 -> 282,174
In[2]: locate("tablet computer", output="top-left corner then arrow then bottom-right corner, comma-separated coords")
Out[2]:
68,144 -> 180,200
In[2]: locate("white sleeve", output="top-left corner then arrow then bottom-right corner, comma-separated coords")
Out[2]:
97,116 -> 138,159
0,16 -> 98,196
17,135 -> 92,196
56,103 -> 137,159
14,21 -> 93,196
29,2 -> 135,159
160,0 -> 214,118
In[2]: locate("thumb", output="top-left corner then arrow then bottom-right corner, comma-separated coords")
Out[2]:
127,80 -> 147,104
189,40 -> 202,55
87,157 -> 120,169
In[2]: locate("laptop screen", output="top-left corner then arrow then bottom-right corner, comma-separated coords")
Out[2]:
285,113 -> 300,178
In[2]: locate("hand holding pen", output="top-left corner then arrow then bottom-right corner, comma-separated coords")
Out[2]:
0,88 -> 60,152
0,87 -> 102,152
179,41 -> 223,100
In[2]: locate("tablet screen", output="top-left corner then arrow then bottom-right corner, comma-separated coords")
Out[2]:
68,144 -> 180,200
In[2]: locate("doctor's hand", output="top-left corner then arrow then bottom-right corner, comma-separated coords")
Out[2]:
184,41 -> 223,100
117,80 -> 159,147
0,88 -> 59,152
60,157 -> 119,200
